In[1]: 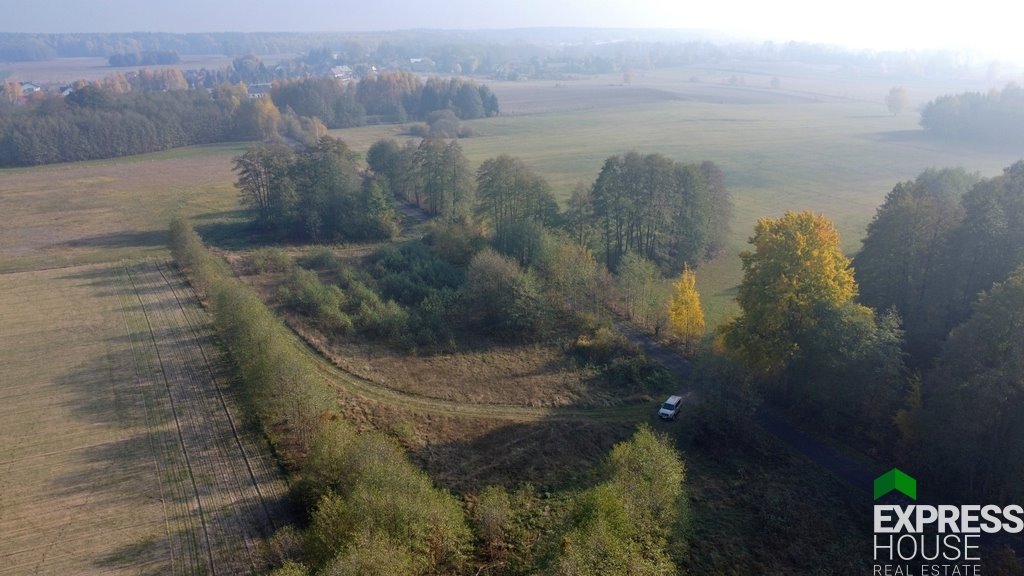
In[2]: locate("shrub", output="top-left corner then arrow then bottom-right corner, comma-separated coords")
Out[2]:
354,298 -> 409,341
463,249 -> 549,340
368,241 -> 464,306
574,326 -> 634,366
299,246 -> 341,270
423,220 -> 486,267
244,247 -> 294,275
277,268 -> 352,334
305,432 -> 471,573
267,560 -> 310,576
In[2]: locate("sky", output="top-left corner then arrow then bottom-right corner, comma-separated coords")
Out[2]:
4,0 -> 1023,63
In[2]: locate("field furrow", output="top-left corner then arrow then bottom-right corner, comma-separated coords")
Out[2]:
124,261 -> 286,574
0,262 -> 286,575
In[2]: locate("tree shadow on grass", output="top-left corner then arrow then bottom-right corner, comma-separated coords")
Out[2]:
57,264 -> 178,298
59,229 -> 168,250
404,413 -> 637,495
50,344 -> 291,575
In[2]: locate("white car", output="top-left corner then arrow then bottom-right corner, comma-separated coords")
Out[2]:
658,395 -> 683,420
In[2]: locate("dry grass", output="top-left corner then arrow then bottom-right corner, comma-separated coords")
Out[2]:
0,261 -> 287,575
326,340 -> 597,407
0,144 -> 245,273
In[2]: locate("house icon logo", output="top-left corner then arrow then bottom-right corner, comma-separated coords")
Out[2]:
873,468 -> 916,500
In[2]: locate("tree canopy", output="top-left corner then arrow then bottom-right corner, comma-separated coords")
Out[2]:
234,137 -> 399,242
666,266 -> 705,347
919,266 -> 1024,502
724,211 -> 857,377
588,152 -> 731,273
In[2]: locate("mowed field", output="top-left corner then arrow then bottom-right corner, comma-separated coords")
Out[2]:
0,144 -> 244,274
0,260 -> 287,575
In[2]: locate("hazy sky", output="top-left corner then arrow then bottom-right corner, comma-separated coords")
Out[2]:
4,0 -> 1023,63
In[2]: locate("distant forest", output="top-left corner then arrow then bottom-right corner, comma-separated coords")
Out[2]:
0,30 -> 984,80
921,83 -> 1024,145
0,73 -> 496,167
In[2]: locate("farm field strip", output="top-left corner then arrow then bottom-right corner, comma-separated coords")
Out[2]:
0,262 -> 286,575
123,260 -> 287,574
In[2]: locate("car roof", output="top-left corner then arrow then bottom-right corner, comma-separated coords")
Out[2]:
664,395 -> 682,404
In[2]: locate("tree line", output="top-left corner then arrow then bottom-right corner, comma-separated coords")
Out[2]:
854,162 -> 1024,503
365,141 -> 732,275
0,85 -> 282,166
273,73 -> 498,127
108,49 -> 180,67
0,72 -> 499,167
920,83 -> 1024,145
234,138 -> 399,243
712,161 -> 1024,506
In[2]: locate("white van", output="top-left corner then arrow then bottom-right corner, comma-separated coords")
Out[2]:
658,395 -> 683,420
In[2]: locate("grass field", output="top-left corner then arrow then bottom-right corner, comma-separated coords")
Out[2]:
0,261 -> 287,575
0,144 -> 245,274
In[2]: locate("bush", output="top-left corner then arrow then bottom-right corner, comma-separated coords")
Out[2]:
298,246 -> 341,270
244,247 -> 294,275
354,298 -> 409,341
368,241 -> 464,306
407,288 -> 460,348
423,220 -> 486,267
463,249 -> 549,340
277,268 -> 352,334
305,432 -> 471,573
267,560 -> 310,576
574,326 -> 634,366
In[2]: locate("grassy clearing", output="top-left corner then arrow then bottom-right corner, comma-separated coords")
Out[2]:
0,262 -> 286,575
0,143 -> 246,274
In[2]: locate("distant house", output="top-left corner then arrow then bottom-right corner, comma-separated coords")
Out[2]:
60,85 -> 75,97
20,82 -> 42,94
409,58 -> 436,73
331,65 -> 353,80
247,83 -> 272,99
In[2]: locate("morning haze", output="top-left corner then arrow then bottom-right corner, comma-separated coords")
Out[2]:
3,1 -> 1024,575
5,0 -> 1024,63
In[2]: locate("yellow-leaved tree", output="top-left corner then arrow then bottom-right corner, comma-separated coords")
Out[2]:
723,210 -> 857,376
667,266 -> 705,350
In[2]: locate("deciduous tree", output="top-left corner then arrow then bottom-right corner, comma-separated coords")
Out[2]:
886,86 -> 909,115
724,211 -> 857,377
854,168 -> 975,362
920,266 -> 1024,502
666,266 -> 705,348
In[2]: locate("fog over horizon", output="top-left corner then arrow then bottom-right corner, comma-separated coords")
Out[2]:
4,0 -> 1024,65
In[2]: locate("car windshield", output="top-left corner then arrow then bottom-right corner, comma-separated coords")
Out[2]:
661,402 -> 676,410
